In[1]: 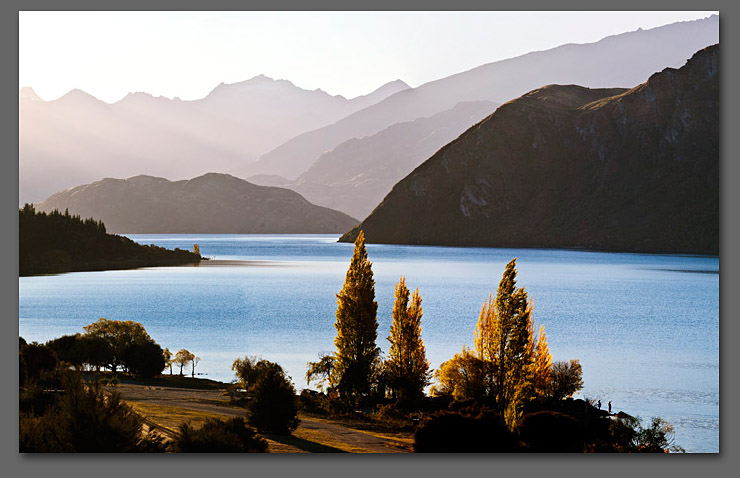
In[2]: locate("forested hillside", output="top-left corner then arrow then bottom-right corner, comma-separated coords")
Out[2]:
19,204 -> 202,275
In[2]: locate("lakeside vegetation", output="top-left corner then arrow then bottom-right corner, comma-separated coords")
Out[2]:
19,204 -> 202,276
18,231 -> 683,453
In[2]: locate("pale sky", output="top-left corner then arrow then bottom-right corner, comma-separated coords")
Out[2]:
19,11 -> 717,103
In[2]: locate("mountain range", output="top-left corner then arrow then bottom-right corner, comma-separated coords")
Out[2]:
239,16 -> 719,183
20,17 -> 718,209
35,173 -> 358,234
340,44 -> 719,254
19,77 -> 409,204
250,100 -> 497,219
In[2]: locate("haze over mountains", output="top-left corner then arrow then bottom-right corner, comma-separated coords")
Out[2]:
21,16 -> 719,248
341,45 -> 719,254
238,15 -> 719,184
35,173 -> 358,234
251,100 -> 497,219
19,76 -> 409,204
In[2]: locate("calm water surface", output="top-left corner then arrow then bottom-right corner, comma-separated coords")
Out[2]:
18,234 -> 719,452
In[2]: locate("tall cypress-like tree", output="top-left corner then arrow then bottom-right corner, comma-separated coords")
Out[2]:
385,277 -> 431,404
333,231 -> 380,403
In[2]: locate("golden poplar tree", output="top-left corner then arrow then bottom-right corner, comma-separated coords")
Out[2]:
332,231 -> 380,402
384,277 -> 431,404
532,324 -> 552,398
472,258 -> 551,428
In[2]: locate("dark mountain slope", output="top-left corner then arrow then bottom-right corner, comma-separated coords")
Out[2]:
37,173 -> 358,234
341,45 -> 718,254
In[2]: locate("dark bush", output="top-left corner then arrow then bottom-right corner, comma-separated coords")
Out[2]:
171,417 -> 267,453
122,341 -> 166,377
19,371 -> 165,452
21,343 -> 58,380
247,363 -> 299,434
413,410 -> 519,452
298,389 -> 325,414
46,334 -> 82,365
72,335 -> 114,371
518,411 -> 583,452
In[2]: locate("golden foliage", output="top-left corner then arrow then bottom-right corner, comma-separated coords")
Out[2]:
333,231 -> 380,401
384,277 -> 431,402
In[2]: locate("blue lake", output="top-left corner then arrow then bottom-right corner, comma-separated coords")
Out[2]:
18,234 -> 719,452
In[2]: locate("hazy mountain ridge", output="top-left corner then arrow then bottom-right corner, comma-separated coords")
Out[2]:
36,173 -> 359,234
281,100 -> 499,219
341,45 -> 719,254
19,77 -> 409,204
241,16 -> 718,181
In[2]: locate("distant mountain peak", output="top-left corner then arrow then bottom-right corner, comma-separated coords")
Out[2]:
54,88 -> 101,103
19,87 -> 41,101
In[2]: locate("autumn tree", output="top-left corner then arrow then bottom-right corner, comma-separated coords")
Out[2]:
305,353 -> 335,393
472,258 -> 551,427
532,325 -> 552,398
384,277 -> 431,404
332,231 -> 380,403
163,348 -> 173,375
82,318 -> 155,373
547,359 -> 583,400
174,349 -> 195,376
191,356 -> 201,377
431,346 -> 486,401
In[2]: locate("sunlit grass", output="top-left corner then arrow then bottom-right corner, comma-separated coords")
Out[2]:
126,400 -> 388,453
128,401 -> 233,435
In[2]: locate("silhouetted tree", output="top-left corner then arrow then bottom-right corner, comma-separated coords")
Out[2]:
82,318 -> 155,372
122,342 -> 166,378
246,362 -> 299,434
20,343 -> 58,380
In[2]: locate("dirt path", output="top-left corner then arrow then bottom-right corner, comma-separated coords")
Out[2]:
114,383 -> 411,453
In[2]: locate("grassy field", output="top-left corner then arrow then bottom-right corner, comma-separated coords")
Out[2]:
112,377 -> 414,453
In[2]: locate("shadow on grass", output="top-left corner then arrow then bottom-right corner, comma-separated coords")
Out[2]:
263,433 -> 348,453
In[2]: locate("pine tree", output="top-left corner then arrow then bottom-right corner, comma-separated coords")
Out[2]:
332,231 -> 380,403
384,277 -> 431,404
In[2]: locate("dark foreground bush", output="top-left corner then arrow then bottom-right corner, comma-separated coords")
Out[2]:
518,411 -> 583,452
247,363 -> 300,434
414,410 -> 520,452
172,417 -> 268,453
20,372 -> 165,452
